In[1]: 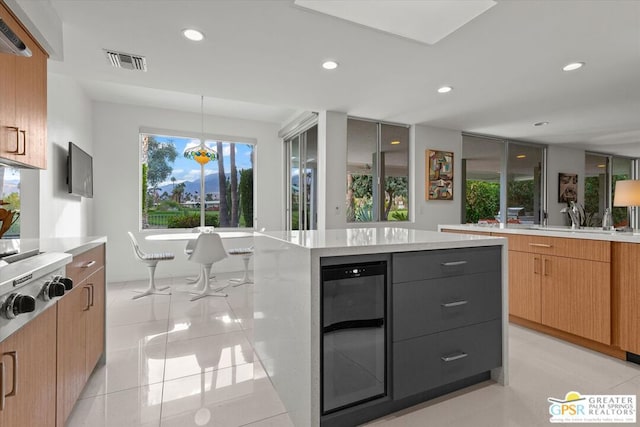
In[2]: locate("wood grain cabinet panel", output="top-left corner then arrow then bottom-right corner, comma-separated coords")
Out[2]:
508,251 -> 541,323
0,306 -> 57,427
0,2 -> 48,169
57,244 -> 106,427
612,243 -> 640,354
541,256 -> 611,345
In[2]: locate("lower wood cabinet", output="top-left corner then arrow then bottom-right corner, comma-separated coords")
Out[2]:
508,251 -> 541,323
612,243 -> 640,355
57,246 -> 106,427
0,306 -> 57,427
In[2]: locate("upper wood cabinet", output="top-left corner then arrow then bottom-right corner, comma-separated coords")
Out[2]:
0,2 -> 47,169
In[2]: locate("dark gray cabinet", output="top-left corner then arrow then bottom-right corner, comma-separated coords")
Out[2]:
392,246 -> 502,400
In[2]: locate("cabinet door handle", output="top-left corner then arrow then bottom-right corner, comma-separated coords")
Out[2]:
441,260 -> 468,267
83,286 -> 91,311
544,259 -> 550,276
0,361 -> 4,411
533,257 -> 541,274
5,352 -> 17,398
82,260 -> 96,268
441,300 -> 468,308
529,243 -> 552,248
18,130 -> 26,155
7,126 -> 19,154
441,352 -> 468,362
89,284 -> 95,307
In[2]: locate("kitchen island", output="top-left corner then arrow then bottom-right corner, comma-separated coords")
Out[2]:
440,224 -> 640,364
254,227 -> 507,427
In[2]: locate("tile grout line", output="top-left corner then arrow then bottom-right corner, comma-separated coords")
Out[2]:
157,281 -> 176,426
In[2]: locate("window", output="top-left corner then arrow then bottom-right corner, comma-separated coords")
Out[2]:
463,135 -> 545,225
140,132 -> 254,230
0,166 -> 19,237
346,119 -> 409,222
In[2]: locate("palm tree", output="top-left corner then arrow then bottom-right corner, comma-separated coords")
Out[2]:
171,176 -> 176,190
217,141 -> 229,226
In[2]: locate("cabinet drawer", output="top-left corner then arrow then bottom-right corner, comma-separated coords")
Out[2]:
494,233 -> 610,262
392,246 -> 501,283
66,244 -> 105,285
393,271 -> 501,341
393,320 -> 502,400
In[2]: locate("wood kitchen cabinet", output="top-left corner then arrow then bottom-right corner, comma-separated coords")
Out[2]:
612,242 -> 640,355
0,306 -> 57,427
495,233 -> 611,345
0,2 -> 48,169
56,244 -> 106,427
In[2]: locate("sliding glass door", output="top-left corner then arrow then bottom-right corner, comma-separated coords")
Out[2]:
285,125 -> 318,231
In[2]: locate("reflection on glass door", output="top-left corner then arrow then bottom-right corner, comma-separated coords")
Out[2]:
584,153 -> 609,227
507,142 -> 544,224
285,125 -> 317,231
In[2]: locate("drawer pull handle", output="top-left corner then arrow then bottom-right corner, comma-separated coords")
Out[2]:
528,243 -> 552,248
0,361 -> 4,411
5,352 -> 16,398
441,352 -> 468,362
82,260 -> 96,268
441,261 -> 468,267
441,300 -> 468,308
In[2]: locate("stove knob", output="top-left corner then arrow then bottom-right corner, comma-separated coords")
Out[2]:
2,294 -> 36,319
58,277 -> 73,291
41,281 -> 66,301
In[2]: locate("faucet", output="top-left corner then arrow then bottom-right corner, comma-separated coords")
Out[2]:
561,201 -> 584,229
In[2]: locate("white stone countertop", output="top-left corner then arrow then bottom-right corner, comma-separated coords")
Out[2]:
5,236 -> 107,257
439,223 -> 640,243
258,227 -> 504,257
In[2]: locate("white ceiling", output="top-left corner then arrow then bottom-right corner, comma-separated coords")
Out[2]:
31,0 -> 640,154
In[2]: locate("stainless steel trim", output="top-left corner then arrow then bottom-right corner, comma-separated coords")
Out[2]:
82,260 -> 96,268
0,18 -> 32,57
441,300 -> 468,308
441,260 -> 468,267
529,243 -> 552,248
441,352 -> 468,362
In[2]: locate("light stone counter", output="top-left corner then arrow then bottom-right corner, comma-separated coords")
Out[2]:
438,223 -> 640,243
253,227 -> 507,426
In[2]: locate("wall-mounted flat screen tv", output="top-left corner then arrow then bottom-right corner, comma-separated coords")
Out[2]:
67,141 -> 93,198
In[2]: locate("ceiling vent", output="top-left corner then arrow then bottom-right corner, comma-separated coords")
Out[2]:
104,49 -> 147,71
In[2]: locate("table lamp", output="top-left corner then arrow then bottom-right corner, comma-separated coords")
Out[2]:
613,180 -> 640,231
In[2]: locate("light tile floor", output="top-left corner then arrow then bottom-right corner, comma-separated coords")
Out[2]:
67,274 -> 640,427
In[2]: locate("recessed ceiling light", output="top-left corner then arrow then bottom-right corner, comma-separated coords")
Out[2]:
183,28 -> 204,42
322,60 -> 338,70
437,86 -> 453,93
563,62 -> 585,71
597,164 -> 606,168
533,121 -> 549,127
516,154 -> 526,159
391,140 -> 401,145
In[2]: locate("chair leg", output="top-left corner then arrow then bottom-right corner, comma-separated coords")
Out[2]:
132,264 -> 171,299
186,269 -> 216,284
190,265 -> 227,301
230,255 -> 253,286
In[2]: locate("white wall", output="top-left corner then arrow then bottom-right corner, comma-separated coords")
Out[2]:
546,145 -> 585,226
21,73 -> 94,239
318,111 -> 348,230
92,102 -> 283,282
411,125 -> 463,230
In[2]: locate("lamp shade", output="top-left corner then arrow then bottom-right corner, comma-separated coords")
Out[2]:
613,180 -> 640,207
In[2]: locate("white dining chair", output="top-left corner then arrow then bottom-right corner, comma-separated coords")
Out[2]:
127,231 -> 174,299
184,227 -> 216,284
188,233 -> 228,301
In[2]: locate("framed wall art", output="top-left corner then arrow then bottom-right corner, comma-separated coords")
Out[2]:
426,150 -> 453,200
558,172 -> 578,203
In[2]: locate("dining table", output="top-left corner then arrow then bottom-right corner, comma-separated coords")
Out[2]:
144,231 -> 255,241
